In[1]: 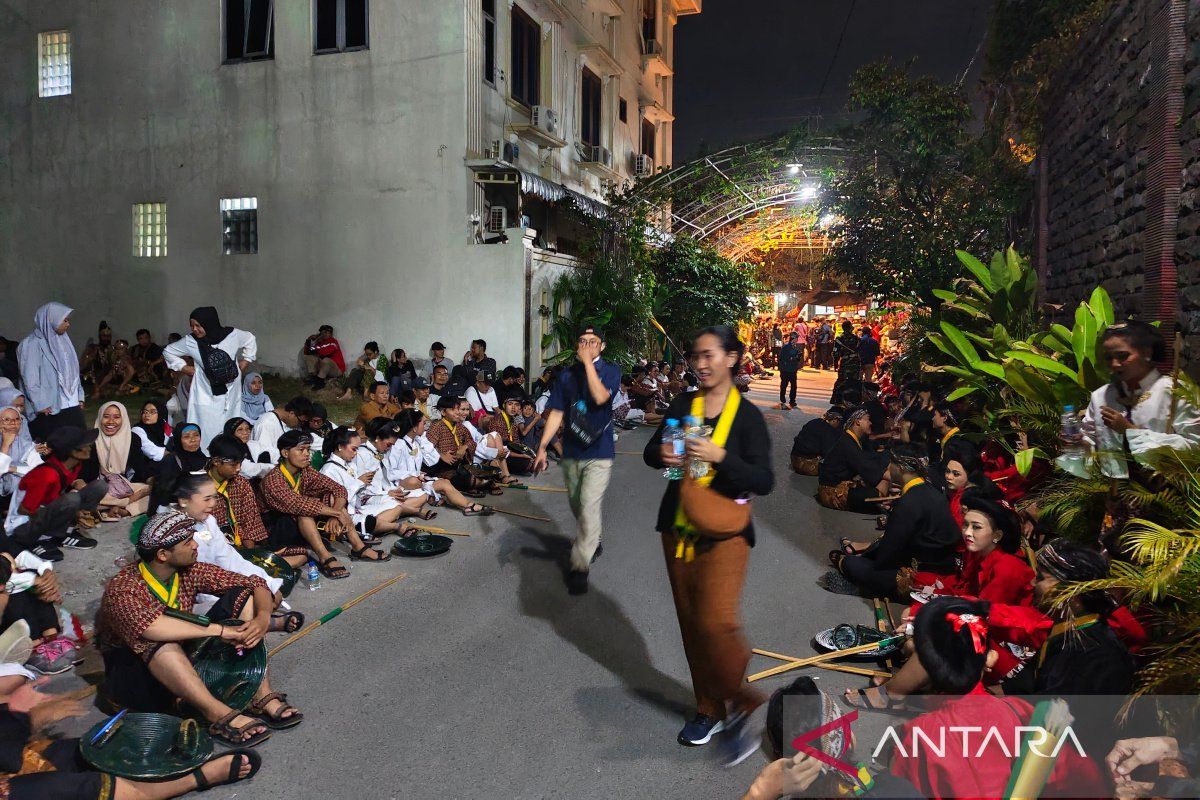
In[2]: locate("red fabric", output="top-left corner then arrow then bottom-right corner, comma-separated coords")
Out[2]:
890,684 -> 1107,800
948,487 -> 966,528
962,548 -> 1034,606
312,337 -> 346,372
1107,606 -> 1148,654
17,457 -> 78,514
981,442 -> 1050,503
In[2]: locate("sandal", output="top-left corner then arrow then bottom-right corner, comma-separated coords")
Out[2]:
461,503 -> 494,517
487,486 -> 505,496
838,537 -> 862,555
462,489 -> 486,499
318,556 -> 350,580
191,748 -> 262,792
209,710 -> 272,747
269,610 -> 305,634
841,684 -> 908,714
416,508 -> 438,520
248,691 -> 304,730
350,546 -> 392,562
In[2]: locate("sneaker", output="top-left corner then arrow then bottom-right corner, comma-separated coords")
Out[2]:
62,533 -> 98,550
717,710 -> 761,767
30,544 -> 64,562
566,569 -> 589,595
789,403 -> 798,410
26,638 -> 78,676
678,713 -> 725,746
591,542 -> 603,564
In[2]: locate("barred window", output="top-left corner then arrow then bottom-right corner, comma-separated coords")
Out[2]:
221,197 -> 259,255
133,203 -> 168,257
38,31 -> 71,97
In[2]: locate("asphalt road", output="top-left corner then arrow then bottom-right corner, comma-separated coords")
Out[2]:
50,367 -> 896,799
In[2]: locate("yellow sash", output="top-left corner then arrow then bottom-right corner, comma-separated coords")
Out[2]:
138,561 -> 180,609
1037,614 -> 1100,670
212,476 -> 241,546
279,463 -> 302,494
901,477 -> 924,495
442,419 -> 461,447
672,388 -> 741,561
940,427 -> 960,448
499,411 -> 514,441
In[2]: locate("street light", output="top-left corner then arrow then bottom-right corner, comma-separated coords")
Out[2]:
798,184 -> 820,201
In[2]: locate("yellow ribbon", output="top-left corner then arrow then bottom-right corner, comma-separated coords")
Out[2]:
279,463 -> 302,494
901,477 -> 925,495
940,427 -> 960,448
212,476 -> 241,547
672,388 -> 741,562
442,419 -> 461,447
138,561 -> 180,609
1037,614 -> 1100,670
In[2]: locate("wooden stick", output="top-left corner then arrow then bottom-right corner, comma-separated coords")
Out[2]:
616,450 -> 643,455
506,484 -> 569,493
748,635 -> 904,682
752,649 -> 889,678
861,496 -> 899,503
873,597 -> 897,672
268,573 -> 407,657
411,526 -> 470,537
490,507 -> 551,522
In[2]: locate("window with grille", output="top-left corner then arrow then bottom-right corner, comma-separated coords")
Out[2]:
38,31 -> 71,97
225,0 -> 275,62
581,69 -> 601,148
482,0 -> 496,85
510,7 -> 540,108
133,203 -> 168,257
315,0 -> 368,54
221,197 -> 258,255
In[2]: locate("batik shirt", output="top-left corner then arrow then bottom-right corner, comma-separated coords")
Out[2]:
426,418 -> 474,463
211,473 -> 269,545
259,463 -> 347,518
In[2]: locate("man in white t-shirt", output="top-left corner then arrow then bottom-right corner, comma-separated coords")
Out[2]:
250,396 -> 312,464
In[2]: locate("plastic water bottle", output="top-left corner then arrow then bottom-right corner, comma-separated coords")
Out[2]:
684,416 -> 712,479
305,560 -> 321,591
1059,405 -> 1085,472
662,419 -> 685,480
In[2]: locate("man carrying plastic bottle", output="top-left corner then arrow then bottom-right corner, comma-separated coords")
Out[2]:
533,326 -> 622,595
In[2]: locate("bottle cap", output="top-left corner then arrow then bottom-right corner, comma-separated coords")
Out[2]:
1063,405 -> 1074,412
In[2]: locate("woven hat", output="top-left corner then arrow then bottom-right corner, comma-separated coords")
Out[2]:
80,713 -> 213,780
391,532 -> 453,558
186,638 -> 267,712
0,620 -> 33,666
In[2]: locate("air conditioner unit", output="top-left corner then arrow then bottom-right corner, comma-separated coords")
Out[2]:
487,206 -> 508,233
502,141 -> 520,162
531,105 -> 559,136
634,153 -> 654,177
588,146 -> 613,168
484,139 -> 502,160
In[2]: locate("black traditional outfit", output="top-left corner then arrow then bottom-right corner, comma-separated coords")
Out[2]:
816,428 -> 887,511
790,417 -> 840,475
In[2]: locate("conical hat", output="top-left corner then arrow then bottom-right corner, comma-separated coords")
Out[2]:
186,638 -> 267,712
80,713 -> 213,779
238,547 -> 298,597
391,533 -> 453,558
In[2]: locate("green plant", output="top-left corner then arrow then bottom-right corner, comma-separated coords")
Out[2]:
649,235 -> 762,348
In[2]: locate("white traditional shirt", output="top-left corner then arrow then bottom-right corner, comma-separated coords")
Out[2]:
1083,369 -> 1200,478
250,410 -> 291,466
191,514 -> 281,613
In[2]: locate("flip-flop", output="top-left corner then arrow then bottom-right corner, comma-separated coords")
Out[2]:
461,504 -> 494,517
191,748 -> 262,791
269,610 -> 305,634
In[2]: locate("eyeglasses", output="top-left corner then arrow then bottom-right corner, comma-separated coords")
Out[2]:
211,457 -> 240,466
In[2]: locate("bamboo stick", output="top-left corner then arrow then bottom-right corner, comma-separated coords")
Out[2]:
506,484 -> 569,493
873,597 -> 897,672
748,635 -> 905,682
490,507 -> 551,522
409,525 -> 470,537
268,573 -> 407,657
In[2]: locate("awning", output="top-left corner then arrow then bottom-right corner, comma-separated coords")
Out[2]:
472,165 -> 607,219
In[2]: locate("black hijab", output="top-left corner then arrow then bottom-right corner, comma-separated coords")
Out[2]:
189,307 -> 232,345
222,417 -> 253,460
170,422 -> 210,472
134,399 -> 170,447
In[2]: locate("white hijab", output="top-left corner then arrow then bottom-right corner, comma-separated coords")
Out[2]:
32,302 -> 80,401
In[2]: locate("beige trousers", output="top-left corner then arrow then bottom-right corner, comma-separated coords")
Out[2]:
560,458 -> 613,572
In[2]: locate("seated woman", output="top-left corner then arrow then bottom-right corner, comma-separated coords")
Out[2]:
97,510 -> 300,745
239,372 -> 273,426
387,409 -> 494,517
258,430 -> 361,578
941,439 -> 996,527
829,445 -> 959,598
150,423 -> 208,513
169,473 -> 301,633
816,408 -> 889,511
320,425 -> 416,546
424,397 -> 500,496
888,596 -> 1106,799
790,407 -> 843,475
1,403 -> 39,506
628,366 -> 665,424
947,488 -> 1033,604
81,401 -> 155,521
456,397 -> 516,487
0,552 -> 77,676
132,399 -> 170,462
219,417 -> 271,479
206,435 -> 307,568
0,679 -> 260,799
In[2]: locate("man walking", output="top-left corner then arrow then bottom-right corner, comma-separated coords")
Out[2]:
778,332 -> 802,410
533,326 -> 621,595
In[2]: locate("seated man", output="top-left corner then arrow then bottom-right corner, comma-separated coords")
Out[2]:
355,382 -> 399,433
129,327 -> 169,386
466,371 -> 499,427
829,445 -> 960,598
790,407 -> 844,475
412,377 -> 432,418
816,407 -> 889,511
488,395 -> 535,475
90,339 -> 136,398
3,427 -> 107,560
339,340 -> 385,402
258,430 -> 355,579
425,397 -> 497,494
518,397 -> 561,458
387,409 -> 493,516
457,397 -> 512,486
495,366 -> 526,404
207,435 -> 308,568
250,396 -> 313,465
301,324 -> 345,390
96,509 -> 301,746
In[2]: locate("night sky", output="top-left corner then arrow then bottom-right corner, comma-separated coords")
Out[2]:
673,0 -> 992,160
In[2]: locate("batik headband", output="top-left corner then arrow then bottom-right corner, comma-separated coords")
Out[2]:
137,510 -> 195,551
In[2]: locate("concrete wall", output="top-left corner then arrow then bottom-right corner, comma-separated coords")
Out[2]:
0,1 -> 527,372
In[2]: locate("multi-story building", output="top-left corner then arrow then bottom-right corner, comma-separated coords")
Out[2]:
0,0 -> 699,373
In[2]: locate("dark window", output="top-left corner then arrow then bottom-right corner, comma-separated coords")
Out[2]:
482,0 -> 496,85
221,198 -> 259,255
510,7 -> 540,107
642,0 -> 657,44
315,0 -> 368,54
641,118 -> 656,159
619,98 -> 627,123
581,69 -> 602,149
225,0 -> 275,62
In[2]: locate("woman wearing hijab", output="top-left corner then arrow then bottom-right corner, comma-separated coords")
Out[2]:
81,401 -> 154,518
0,403 -> 38,500
151,422 -> 210,512
239,372 -> 273,424
17,302 -> 85,441
221,416 -> 272,479
163,307 -> 257,449
132,399 -> 171,460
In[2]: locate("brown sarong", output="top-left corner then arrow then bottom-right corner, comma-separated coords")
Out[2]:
791,455 -> 820,476
816,480 -> 857,510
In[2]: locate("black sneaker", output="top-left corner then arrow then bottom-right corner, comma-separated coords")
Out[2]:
678,714 -> 725,746
591,542 -> 603,563
62,533 -> 98,550
566,569 -> 589,595
31,544 -> 64,562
